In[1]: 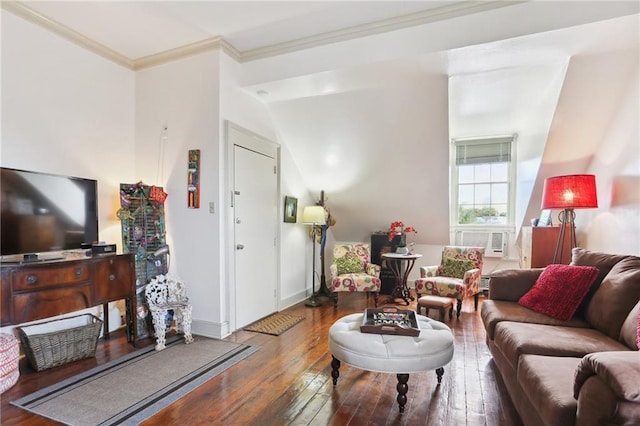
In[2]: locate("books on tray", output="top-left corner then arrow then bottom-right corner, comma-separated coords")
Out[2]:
360,307 -> 420,336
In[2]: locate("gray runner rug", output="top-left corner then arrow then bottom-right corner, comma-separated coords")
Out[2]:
11,335 -> 258,426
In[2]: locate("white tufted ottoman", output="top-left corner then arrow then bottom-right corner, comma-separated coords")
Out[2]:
328,313 -> 454,413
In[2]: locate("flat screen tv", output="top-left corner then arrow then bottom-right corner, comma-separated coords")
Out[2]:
1,167 -> 98,259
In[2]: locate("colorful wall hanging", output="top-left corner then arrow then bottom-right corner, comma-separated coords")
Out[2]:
187,149 -> 200,208
117,182 -> 167,339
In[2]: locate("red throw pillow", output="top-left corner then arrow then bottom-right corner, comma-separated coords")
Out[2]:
518,264 -> 599,321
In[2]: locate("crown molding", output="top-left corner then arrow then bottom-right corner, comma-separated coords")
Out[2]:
2,0 -> 524,69
2,1 -> 135,69
238,1 -> 526,62
2,1 -> 240,70
134,36 -> 232,70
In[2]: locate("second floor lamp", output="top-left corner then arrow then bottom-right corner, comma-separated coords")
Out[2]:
541,174 -> 598,264
302,206 -> 327,307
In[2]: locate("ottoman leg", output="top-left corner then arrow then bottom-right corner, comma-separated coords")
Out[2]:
331,356 -> 341,385
396,373 -> 409,413
436,367 -> 444,384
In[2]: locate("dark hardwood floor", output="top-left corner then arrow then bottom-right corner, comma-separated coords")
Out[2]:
0,293 -> 523,425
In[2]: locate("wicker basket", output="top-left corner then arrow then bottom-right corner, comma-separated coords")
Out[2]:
16,314 -> 103,371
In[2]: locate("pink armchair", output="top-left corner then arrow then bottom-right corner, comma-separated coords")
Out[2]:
413,246 -> 485,318
330,243 -> 381,308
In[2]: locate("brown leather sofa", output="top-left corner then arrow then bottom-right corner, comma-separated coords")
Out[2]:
481,248 -> 640,426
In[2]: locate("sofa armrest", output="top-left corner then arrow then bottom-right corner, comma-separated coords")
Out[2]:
574,351 -> 640,402
573,351 -> 640,425
463,268 -> 482,292
488,268 -> 543,302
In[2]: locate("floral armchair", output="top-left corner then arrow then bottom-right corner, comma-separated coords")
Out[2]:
330,243 -> 381,308
413,246 -> 485,318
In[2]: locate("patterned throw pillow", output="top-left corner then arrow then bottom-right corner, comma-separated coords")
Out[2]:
441,257 -> 475,279
518,264 -> 599,321
336,256 -> 364,275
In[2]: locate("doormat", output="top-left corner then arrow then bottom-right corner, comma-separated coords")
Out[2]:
244,313 -> 304,336
11,336 -> 258,426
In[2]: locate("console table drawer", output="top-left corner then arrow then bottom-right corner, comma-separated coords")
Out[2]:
13,264 -> 91,290
12,285 -> 92,324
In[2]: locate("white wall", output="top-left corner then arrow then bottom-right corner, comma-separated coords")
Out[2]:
134,51 -> 224,336
1,10 -> 135,255
527,48 -> 640,256
278,150 -> 316,308
0,10 -> 136,333
132,50 -> 316,338
582,59 -> 640,255
267,75 -> 451,246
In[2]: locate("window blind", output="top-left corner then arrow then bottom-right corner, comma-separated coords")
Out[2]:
454,135 -> 514,165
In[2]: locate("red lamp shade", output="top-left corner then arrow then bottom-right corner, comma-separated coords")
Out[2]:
541,174 -> 598,209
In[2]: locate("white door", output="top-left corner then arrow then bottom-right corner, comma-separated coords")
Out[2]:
233,144 -> 278,328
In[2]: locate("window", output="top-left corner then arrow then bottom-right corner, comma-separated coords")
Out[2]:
452,135 -> 516,226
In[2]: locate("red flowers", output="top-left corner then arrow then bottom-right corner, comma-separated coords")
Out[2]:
388,221 -> 417,241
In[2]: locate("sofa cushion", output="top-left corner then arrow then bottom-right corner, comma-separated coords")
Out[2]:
571,248 -> 630,316
481,300 -> 588,340
517,354 -> 581,426
488,268 -> 544,302
494,322 -> 628,371
518,264 -> 598,321
585,256 -> 640,340
619,300 -> 640,350
571,248 -> 629,279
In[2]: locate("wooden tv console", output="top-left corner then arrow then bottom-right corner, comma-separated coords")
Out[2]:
0,253 -> 137,343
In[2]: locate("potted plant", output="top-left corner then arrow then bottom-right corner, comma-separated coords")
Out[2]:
388,221 -> 417,254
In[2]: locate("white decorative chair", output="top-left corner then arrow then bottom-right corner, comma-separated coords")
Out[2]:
145,274 -> 194,351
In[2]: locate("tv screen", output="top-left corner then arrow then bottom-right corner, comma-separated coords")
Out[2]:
0,167 -> 98,257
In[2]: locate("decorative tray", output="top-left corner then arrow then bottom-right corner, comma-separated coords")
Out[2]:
360,307 -> 420,337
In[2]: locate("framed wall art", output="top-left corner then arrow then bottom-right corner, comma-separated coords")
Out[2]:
284,196 -> 298,223
538,209 -> 552,227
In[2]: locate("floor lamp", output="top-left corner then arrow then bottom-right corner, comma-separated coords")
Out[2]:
541,174 -> 598,264
302,206 -> 326,307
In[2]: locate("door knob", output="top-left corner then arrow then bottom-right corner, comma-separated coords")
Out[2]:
236,244 -> 245,250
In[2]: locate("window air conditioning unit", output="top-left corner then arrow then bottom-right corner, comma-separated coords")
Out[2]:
455,231 -> 507,258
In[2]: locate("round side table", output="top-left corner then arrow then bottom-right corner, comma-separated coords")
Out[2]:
382,253 -> 422,305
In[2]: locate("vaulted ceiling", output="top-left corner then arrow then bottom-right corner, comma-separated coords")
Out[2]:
4,1 -> 638,244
